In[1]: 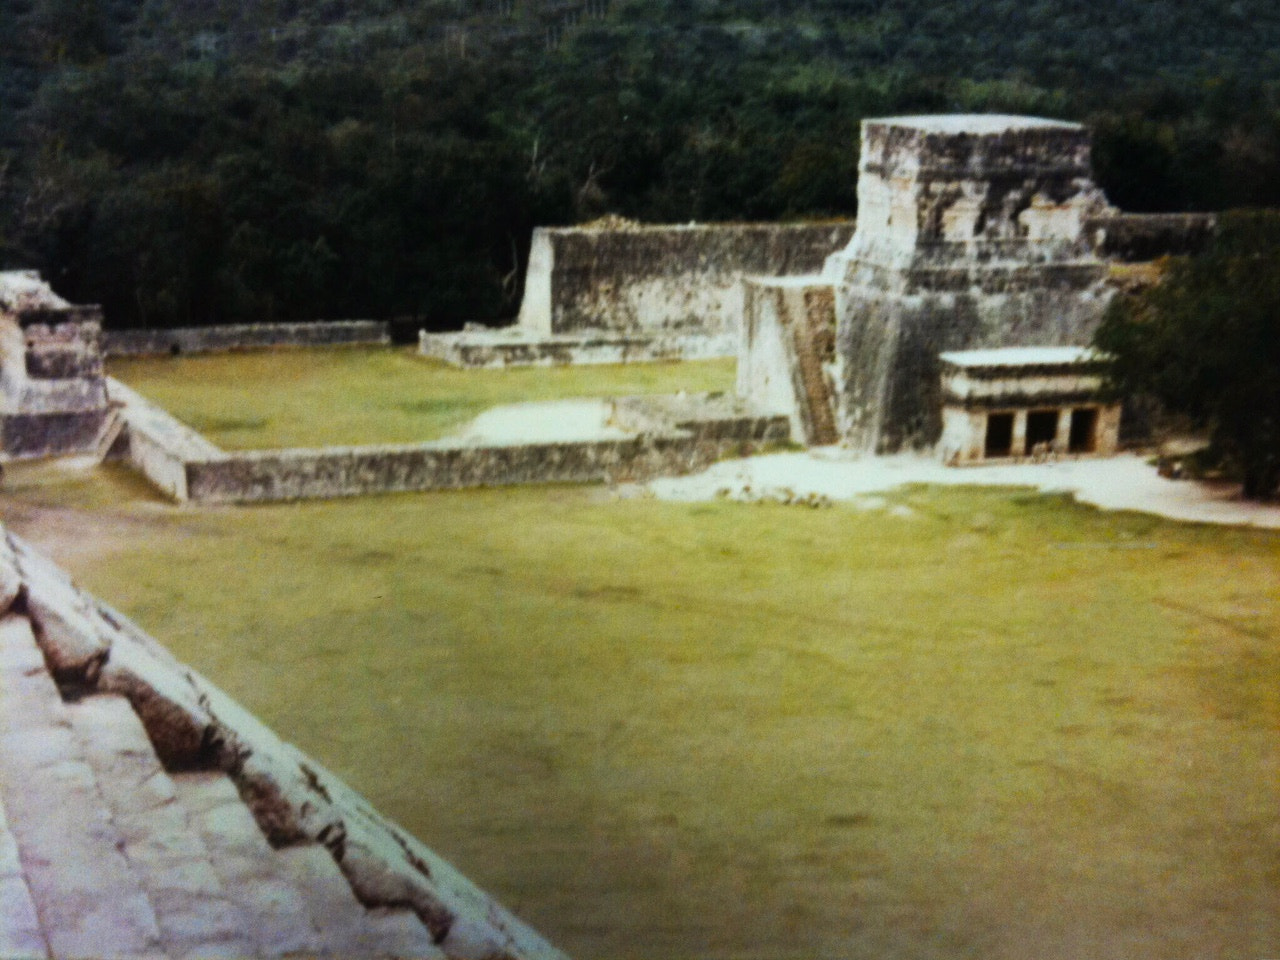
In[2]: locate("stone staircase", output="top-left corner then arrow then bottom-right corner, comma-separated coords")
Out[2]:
787,285 -> 839,446
0,530 -> 567,960
0,614 -> 443,960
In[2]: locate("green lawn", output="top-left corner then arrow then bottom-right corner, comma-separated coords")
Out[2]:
106,348 -> 737,450
2,461 -> 1278,960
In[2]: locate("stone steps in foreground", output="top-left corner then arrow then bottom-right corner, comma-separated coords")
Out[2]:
64,694 -> 257,959
0,614 -> 166,960
172,770 -> 443,958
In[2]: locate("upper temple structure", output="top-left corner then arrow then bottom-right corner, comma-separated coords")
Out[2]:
738,113 -> 1188,461
823,114 -> 1116,452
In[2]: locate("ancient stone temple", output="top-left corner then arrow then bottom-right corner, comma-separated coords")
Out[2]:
936,346 -> 1121,465
0,271 -> 112,458
739,114 -> 1127,454
824,115 -> 1116,452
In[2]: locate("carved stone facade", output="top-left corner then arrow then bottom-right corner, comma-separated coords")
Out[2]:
936,346 -> 1121,465
824,115 -> 1117,452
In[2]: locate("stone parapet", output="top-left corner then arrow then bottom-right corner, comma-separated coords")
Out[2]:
419,327 -> 736,367
103,320 -> 391,357
108,377 -> 787,503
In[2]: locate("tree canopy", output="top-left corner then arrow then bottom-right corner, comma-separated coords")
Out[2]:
3,0 -> 1280,329
1095,210 -> 1280,499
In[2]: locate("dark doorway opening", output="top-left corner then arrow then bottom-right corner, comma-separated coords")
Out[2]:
984,412 -> 1014,458
1025,410 -> 1059,454
1069,407 -> 1098,453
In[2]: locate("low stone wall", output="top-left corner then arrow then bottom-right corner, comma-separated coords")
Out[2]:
186,435 -> 709,504
107,379 -> 228,501
108,378 -> 787,503
516,221 -> 855,338
103,321 -> 390,357
419,328 -> 737,367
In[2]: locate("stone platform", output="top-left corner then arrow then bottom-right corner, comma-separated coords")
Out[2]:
108,378 -> 789,503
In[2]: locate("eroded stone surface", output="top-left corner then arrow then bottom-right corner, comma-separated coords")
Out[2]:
517,222 -> 854,339
0,529 -> 570,960
0,271 -> 110,458
824,115 -> 1117,452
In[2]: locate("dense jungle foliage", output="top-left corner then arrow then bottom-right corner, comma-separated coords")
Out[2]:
2,0 -> 1280,329
1096,210 -> 1280,499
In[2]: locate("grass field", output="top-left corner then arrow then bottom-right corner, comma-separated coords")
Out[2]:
106,348 -> 736,450
2,459 -> 1278,960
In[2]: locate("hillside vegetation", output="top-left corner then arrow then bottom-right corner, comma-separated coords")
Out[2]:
2,0 -> 1280,328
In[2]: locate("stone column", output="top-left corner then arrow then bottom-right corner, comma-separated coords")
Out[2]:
1011,410 -> 1028,459
1054,407 -> 1074,453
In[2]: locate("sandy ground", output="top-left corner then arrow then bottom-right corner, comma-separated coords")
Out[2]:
454,399 -> 633,443
647,449 -> 1280,528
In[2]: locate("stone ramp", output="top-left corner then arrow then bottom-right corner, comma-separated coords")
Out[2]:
738,277 -> 840,445
0,530 -> 569,960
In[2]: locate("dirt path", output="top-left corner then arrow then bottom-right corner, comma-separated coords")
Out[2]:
647,450 -> 1280,528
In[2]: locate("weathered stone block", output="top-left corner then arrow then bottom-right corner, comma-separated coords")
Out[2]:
516,221 -> 854,338
21,572 -> 110,687
0,540 -> 22,616
827,116 -> 1117,451
0,271 -> 109,458
738,276 -> 840,445
0,758 -> 165,959
21,595 -> 105,683
0,875 -> 48,960
97,640 -> 217,768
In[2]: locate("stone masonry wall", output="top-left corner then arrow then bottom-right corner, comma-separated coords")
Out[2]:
104,321 -> 390,357
179,429 -> 775,504
516,222 -> 855,337
827,116 -> 1116,452
108,377 -> 788,504
1085,212 -> 1217,262
0,271 -> 110,458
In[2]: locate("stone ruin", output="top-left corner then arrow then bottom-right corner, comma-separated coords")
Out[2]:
0,525 -> 567,960
936,346 -> 1121,464
0,271 -> 112,459
740,114 -> 1125,456
422,113 -> 1210,466
0,115 -> 1214,494
419,220 -> 854,367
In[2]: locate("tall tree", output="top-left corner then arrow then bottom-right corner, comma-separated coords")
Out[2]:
1094,210 -> 1280,499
